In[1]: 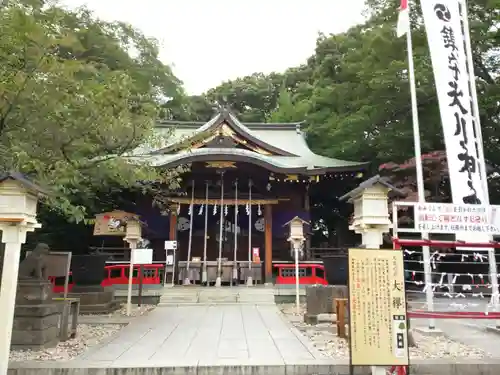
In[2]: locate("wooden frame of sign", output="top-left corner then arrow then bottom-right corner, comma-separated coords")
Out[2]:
347,248 -> 410,374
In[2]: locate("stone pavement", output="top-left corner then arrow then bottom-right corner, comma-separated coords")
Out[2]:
78,304 -> 325,367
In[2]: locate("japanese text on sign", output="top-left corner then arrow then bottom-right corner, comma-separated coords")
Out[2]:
348,248 -> 409,366
413,203 -> 500,235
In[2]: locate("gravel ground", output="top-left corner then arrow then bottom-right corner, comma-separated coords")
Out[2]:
9,324 -> 122,362
9,304 -> 156,362
83,303 -> 156,317
280,304 -> 491,359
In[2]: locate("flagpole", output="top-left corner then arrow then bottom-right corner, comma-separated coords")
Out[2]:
405,0 -> 435,329
460,0 -> 499,326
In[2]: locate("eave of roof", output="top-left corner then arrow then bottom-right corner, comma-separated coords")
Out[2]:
135,148 -> 367,175
0,171 -> 47,195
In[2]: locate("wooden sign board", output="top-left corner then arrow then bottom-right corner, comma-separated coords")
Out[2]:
348,248 -> 409,367
93,210 -> 138,236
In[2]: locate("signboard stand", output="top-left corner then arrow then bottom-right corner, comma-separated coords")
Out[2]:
138,264 -> 144,307
393,201 -> 500,329
348,248 -> 410,374
339,176 -> 410,375
164,240 -> 177,287
130,248 -> 153,307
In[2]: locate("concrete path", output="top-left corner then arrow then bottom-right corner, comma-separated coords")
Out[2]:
78,304 -> 324,367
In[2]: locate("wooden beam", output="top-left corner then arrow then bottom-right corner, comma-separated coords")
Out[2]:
0,218 -> 24,223
167,198 -> 283,205
264,204 -> 273,283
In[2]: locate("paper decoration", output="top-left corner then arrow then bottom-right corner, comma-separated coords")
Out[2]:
213,204 -> 217,215
198,204 -> 204,215
257,204 -> 262,216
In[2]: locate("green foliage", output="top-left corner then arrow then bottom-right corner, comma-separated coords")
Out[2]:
205,72 -> 286,122
0,0 -> 184,221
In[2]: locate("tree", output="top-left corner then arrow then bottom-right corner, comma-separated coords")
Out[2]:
205,72 -> 285,122
0,0 -> 185,221
268,0 -> 499,200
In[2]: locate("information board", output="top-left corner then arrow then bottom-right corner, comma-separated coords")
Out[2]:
348,248 -> 409,366
413,203 -> 500,235
164,240 -> 177,250
131,248 -> 153,265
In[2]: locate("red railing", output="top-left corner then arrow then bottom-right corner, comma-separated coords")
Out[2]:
408,310 -> 500,319
49,264 -> 164,293
274,263 -> 328,285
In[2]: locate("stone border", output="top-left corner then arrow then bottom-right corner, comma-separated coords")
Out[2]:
8,359 -> 500,375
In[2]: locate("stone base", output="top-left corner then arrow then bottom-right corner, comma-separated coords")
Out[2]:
68,285 -> 120,314
303,313 -> 319,325
304,313 -> 337,325
413,326 -> 444,337
305,285 -> 347,316
12,303 -> 60,349
16,279 -> 54,305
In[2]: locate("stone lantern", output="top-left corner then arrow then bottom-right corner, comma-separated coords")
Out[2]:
340,175 -> 404,249
125,219 -> 141,245
283,216 -> 309,314
0,172 -> 45,375
0,172 -> 43,227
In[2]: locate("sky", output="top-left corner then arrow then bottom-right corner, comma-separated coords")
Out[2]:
59,0 -> 366,94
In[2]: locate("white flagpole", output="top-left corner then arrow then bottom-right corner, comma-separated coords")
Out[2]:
216,172 -> 224,287
405,0 -> 435,329
233,179 -> 239,285
202,181 -> 209,285
460,0 -> 499,325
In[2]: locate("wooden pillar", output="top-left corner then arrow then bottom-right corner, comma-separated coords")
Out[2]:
169,211 -> 177,241
264,204 -> 273,283
304,185 -> 311,260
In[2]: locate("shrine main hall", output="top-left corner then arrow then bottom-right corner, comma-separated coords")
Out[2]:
117,109 -> 367,284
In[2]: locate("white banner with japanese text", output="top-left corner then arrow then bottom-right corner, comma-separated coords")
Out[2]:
414,203 -> 500,235
421,0 -> 490,247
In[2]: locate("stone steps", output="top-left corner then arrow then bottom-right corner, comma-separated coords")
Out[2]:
158,287 -> 275,306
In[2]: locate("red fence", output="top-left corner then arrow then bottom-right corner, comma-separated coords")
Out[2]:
50,264 -> 164,293
273,263 -> 328,285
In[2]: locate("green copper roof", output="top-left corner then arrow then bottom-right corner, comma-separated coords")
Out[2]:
139,110 -> 367,174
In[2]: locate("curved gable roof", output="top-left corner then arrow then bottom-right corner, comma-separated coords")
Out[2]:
154,109 -> 297,157
147,110 -> 368,174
